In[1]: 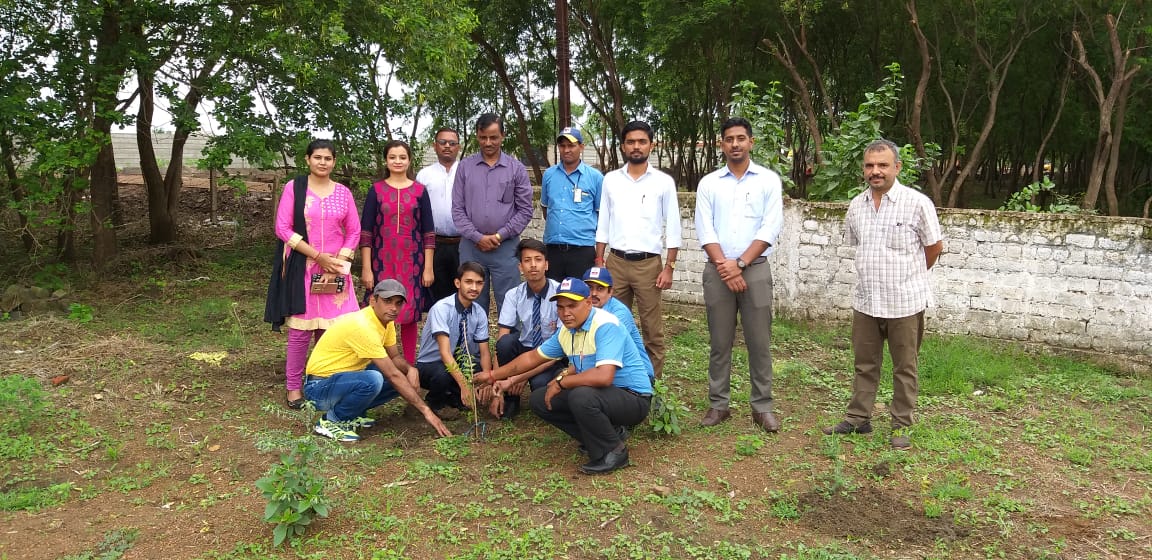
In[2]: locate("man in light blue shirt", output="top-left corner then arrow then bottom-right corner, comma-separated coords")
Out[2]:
541,127 -> 603,280
476,278 -> 652,475
415,262 -> 492,419
694,117 -> 785,433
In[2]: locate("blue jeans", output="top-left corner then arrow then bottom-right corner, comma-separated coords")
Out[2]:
304,368 -> 400,422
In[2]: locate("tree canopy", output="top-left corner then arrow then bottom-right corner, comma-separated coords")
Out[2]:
1,0 -> 1149,269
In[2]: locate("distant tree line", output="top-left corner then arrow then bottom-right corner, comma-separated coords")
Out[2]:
0,0 -> 1148,270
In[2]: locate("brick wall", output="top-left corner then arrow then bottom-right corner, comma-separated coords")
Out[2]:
523,195 -> 1152,359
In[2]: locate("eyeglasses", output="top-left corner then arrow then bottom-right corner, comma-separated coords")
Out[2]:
435,139 -> 460,147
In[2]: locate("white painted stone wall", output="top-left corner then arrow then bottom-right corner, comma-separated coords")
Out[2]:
523,195 -> 1152,359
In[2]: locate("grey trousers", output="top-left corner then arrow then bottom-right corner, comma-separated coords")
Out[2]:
702,261 -> 775,413
460,235 -> 520,316
846,310 -> 924,428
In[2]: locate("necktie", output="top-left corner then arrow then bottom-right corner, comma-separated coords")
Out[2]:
457,306 -> 470,353
528,293 -> 543,347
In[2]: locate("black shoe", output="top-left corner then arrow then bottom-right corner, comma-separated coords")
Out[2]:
579,446 -> 630,475
501,397 -> 521,420
616,425 -> 629,441
822,420 -> 873,435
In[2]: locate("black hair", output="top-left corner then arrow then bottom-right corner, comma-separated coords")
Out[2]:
435,127 -> 460,140
516,238 -> 547,259
720,117 -> 753,138
306,139 -> 336,157
457,261 -> 486,279
620,120 -> 653,142
382,139 -> 415,180
476,113 -> 504,134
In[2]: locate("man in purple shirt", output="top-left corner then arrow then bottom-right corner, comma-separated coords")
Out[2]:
452,113 -> 534,314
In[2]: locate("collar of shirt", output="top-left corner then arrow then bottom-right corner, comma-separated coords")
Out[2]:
615,164 -> 653,183
471,151 -> 514,169
864,179 -> 907,204
718,161 -> 768,181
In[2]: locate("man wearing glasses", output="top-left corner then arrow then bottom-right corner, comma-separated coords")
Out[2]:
416,127 -> 463,301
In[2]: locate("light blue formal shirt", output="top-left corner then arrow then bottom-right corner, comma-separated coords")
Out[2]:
694,161 -> 784,258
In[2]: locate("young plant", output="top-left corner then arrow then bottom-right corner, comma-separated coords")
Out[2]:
648,379 -> 688,436
254,438 -> 331,546
452,346 -> 485,439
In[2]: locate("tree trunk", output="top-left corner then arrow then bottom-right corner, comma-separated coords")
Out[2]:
905,0 -> 943,203
0,128 -> 34,253
1102,75 -> 1132,216
763,36 -> 823,165
1032,56 -> 1072,183
88,4 -> 129,268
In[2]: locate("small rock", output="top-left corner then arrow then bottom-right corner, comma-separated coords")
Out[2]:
207,444 -> 221,452
93,393 -> 104,401
652,485 -> 672,497
51,289 -> 68,299
973,389 -> 985,396
50,375 -> 70,387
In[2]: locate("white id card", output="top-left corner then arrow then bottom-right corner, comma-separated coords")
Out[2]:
574,188 -> 582,203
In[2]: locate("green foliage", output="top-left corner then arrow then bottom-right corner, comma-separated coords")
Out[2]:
734,434 -> 765,457
648,378 -> 688,435
729,80 -> 795,188
999,176 -> 1086,214
68,302 -> 94,323
254,439 -> 332,547
809,63 -> 935,201
59,528 -> 139,560
0,482 -> 74,511
0,374 -> 49,433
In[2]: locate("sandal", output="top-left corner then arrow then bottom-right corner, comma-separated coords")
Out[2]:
286,397 -> 306,410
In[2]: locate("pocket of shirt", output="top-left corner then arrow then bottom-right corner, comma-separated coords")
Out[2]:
500,180 -> 517,203
885,224 -> 919,251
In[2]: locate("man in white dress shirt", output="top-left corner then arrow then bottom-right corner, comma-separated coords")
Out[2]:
695,117 -> 784,433
594,120 -> 681,378
415,127 -> 462,301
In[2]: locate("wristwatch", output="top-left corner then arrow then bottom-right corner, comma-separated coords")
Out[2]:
666,260 -> 676,270
736,258 -> 747,270
554,372 -> 566,389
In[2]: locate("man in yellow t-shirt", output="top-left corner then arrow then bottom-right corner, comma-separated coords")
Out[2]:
304,279 -> 452,442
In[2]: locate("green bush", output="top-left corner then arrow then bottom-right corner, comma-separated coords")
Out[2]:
0,374 -> 49,434
648,379 -> 688,436
255,439 -> 332,546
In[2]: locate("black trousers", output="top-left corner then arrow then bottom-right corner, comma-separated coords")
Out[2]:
530,385 -> 651,461
416,359 -> 472,410
430,243 -> 460,302
545,244 -> 596,282
496,336 -> 564,406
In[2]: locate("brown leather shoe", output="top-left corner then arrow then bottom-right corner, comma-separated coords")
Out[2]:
700,408 -> 731,427
752,411 -> 780,433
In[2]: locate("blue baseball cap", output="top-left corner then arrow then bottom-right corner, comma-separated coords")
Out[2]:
550,277 -> 590,302
557,127 -> 584,144
582,267 -> 613,287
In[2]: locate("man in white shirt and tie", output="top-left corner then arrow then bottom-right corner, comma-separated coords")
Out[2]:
594,120 -> 681,379
415,127 -> 462,301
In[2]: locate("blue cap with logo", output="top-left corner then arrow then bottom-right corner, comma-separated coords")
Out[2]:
550,277 -> 591,302
581,267 -> 613,287
557,127 -> 583,144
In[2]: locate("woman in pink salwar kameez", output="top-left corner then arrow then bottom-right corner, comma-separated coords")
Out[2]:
273,139 -> 361,408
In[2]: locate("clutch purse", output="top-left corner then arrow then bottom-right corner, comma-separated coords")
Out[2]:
310,274 -> 345,294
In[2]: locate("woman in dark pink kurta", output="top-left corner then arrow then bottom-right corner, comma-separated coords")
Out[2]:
360,140 -> 435,363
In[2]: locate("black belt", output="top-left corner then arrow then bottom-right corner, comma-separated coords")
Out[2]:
547,243 -> 592,252
610,249 -> 659,261
622,387 -> 653,399
436,235 -> 461,245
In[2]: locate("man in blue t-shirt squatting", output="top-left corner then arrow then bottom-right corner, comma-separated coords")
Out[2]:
476,277 -> 654,475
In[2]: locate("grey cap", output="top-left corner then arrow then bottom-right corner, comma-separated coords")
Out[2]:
372,279 -> 407,301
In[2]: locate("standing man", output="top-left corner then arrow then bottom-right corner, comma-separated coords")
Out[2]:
541,127 -> 603,280
695,117 -> 785,433
416,127 -> 462,302
823,139 -> 944,450
491,238 -> 563,419
452,113 -> 534,315
476,278 -> 653,475
304,279 -> 452,442
594,120 -> 681,378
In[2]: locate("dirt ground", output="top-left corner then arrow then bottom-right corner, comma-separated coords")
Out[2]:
1,175 -> 1149,559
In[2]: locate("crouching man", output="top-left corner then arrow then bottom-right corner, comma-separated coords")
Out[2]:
305,279 -> 451,442
476,278 -> 652,474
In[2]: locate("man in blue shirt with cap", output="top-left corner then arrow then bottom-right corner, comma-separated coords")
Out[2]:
541,127 -> 603,280
582,266 -> 654,381
476,277 -> 652,475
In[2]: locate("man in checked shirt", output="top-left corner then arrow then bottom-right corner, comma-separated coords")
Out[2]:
823,139 -> 944,450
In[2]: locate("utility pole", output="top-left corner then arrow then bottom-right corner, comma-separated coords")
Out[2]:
556,0 -> 571,127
